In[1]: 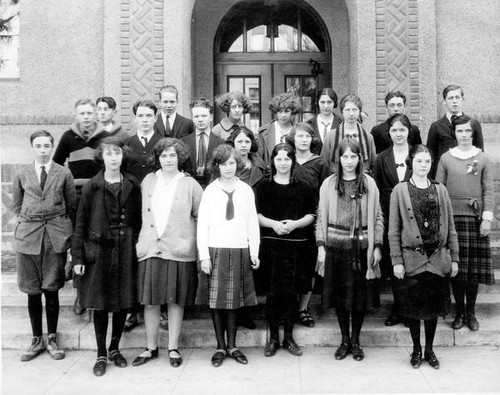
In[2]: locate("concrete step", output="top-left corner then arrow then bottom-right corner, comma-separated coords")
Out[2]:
3,314 -> 500,350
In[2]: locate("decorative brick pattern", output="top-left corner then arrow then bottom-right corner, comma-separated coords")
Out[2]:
120,0 -> 164,127
375,0 -> 419,125
0,115 -> 73,125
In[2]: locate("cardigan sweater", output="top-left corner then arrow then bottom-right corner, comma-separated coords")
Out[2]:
388,181 -> 459,277
197,179 -> 260,261
435,149 -> 493,220
316,174 -> 384,278
135,172 -> 203,262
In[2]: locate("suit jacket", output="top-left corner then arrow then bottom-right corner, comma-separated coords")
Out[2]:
306,114 -> 342,155
258,120 -> 290,167
154,113 -> 195,139
181,131 -> 224,188
371,119 -> 422,154
125,132 -> 163,183
12,162 -> 76,254
427,115 -> 483,178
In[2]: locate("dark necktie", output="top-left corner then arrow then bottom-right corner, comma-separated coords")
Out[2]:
223,190 -> 234,220
197,132 -> 207,170
395,163 -> 405,168
321,121 -> 330,141
40,166 -> 47,190
141,136 -> 148,147
165,116 -> 172,135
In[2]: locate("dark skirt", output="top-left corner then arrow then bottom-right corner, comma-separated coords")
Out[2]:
454,216 -> 494,285
137,257 -> 198,306
396,271 -> 451,320
80,227 -> 137,312
196,247 -> 257,309
322,247 -> 368,311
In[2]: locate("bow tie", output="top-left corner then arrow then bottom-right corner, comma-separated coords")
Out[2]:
395,163 -> 405,168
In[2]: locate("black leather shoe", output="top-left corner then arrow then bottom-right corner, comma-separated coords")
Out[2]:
93,357 -> 107,377
282,338 -> 302,356
351,343 -> 364,361
298,309 -> 315,327
465,314 -> 479,331
424,350 -> 440,369
385,314 -> 401,327
211,350 -> 226,367
334,342 -> 351,360
124,314 -> 140,332
410,350 -> 422,368
168,349 -> 182,368
73,295 -> 85,315
108,350 -> 127,367
228,349 -> 248,364
264,339 -> 280,357
132,348 -> 159,366
451,314 -> 465,330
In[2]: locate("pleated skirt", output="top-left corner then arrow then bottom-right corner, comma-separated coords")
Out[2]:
137,257 -> 198,306
196,247 -> 257,309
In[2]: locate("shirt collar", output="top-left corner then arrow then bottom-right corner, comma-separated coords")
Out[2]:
35,160 -> 52,172
137,130 -> 155,141
196,129 -> 210,137
220,117 -> 243,131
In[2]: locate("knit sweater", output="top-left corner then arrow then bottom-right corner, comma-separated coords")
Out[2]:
53,122 -> 108,187
388,181 -> 459,277
435,149 -> 493,220
316,174 -> 384,278
135,172 -> 203,262
197,179 -> 260,261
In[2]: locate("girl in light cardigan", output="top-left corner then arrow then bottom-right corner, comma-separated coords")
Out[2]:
132,138 -> 203,369
316,138 -> 383,362
196,145 -> 260,367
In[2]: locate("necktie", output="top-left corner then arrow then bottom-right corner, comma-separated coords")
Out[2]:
223,190 -> 234,220
321,121 -> 330,141
395,163 -> 405,168
40,166 -> 47,190
141,136 -> 148,147
165,115 -> 172,135
197,132 -> 207,170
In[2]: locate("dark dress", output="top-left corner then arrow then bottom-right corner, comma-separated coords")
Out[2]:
397,183 -> 451,320
72,172 -> 142,312
256,179 -> 317,316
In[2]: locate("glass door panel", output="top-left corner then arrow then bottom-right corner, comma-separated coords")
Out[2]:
228,76 -> 261,133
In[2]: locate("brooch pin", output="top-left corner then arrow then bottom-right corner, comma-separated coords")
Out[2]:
466,160 -> 478,175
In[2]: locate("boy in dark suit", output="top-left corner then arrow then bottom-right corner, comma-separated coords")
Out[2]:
153,85 -> 195,139
427,85 -> 484,178
371,91 -> 422,154
12,130 -> 76,362
181,98 -> 224,188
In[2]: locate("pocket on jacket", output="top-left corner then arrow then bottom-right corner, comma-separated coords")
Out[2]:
14,222 -> 30,240
83,241 -> 101,265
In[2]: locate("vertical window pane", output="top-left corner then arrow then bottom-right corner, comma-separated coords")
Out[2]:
285,75 -> 317,123
247,25 -> 270,52
274,25 -> 298,52
228,78 -> 244,93
228,77 -> 261,135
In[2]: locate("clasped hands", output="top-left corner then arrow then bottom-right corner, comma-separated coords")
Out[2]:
272,219 -> 296,236
393,261 -> 459,279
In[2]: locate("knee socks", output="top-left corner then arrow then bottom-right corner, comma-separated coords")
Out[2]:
43,290 -> 59,335
424,318 -> 437,353
408,319 -> 421,353
27,294 -> 43,337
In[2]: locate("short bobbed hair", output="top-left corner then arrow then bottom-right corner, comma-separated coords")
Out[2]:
154,138 -> 190,168
269,92 -> 301,114
339,93 -> 363,112
94,137 -> 129,171
405,144 -> 433,170
225,126 -> 259,153
208,144 -> 244,178
30,130 -> 54,146
285,122 -> 320,153
451,114 -> 475,137
215,92 -> 252,115
317,88 -> 338,108
270,142 -> 296,177
388,114 -> 412,131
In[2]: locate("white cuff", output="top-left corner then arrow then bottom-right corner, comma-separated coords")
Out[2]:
482,211 -> 494,222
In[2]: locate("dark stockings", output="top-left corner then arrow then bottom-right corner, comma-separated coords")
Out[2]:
351,309 -> 365,344
43,290 -> 59,334
28,294 -> 43,337
93,310 -> 127,357
336,307 -> 350,344
27,291 -> 60,337
452,281 -> 479,316
210,309 -> 238,350
408,318 -> 437,353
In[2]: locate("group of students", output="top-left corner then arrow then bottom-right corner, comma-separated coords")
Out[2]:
11,83 -> 494,377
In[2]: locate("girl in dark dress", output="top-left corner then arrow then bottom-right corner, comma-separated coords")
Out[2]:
72,137 -> 142,376
285,122 -> 330,327
316,138 -> 383,362
389,145 -> 459,369
256,143 -> 317,357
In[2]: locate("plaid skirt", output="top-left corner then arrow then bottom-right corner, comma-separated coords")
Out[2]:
196,247 -> 257,309
454,216 -> 494,285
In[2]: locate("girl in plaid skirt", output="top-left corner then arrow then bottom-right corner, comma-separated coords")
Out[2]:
436,114 -> 495,331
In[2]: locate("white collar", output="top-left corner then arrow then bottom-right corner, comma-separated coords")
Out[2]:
449,146 -> 481,160
137,130 -> 155,141
35,160 -> 52,172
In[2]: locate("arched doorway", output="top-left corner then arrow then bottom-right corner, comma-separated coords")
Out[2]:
214,0 -> 332,132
